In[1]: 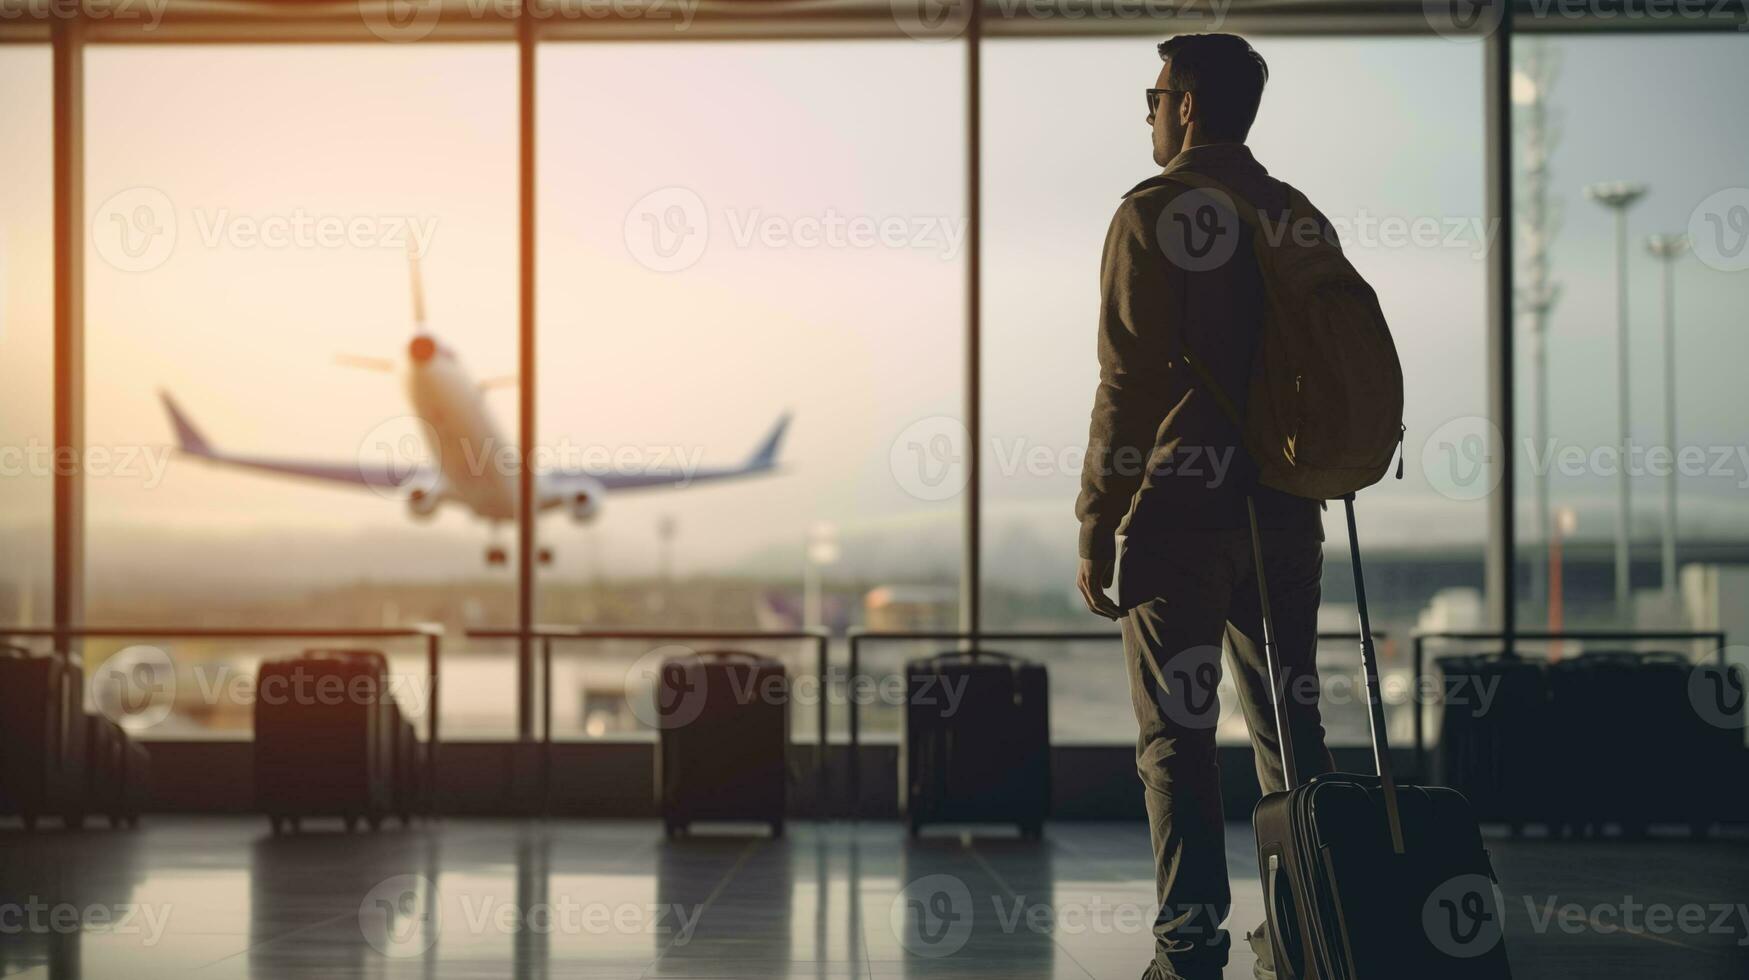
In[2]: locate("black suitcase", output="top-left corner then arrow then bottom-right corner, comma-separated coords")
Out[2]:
655,649 -> 788,837
1548,650 -> 1737,836
0,646 -> 88,830
1253,496 -> 1512,980
254,648 -> 395,834
901,649 -> 1050,839
1432,651 -> 1552,831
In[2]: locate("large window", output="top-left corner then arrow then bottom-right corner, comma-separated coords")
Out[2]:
81,44 -> 518,737
981,38 -> 1486,744
0,47 -> 53,630
535,42 -> 966,741
1511,35 -> 1749,650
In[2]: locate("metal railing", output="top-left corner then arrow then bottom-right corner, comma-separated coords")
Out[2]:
467,627 -> 832,815
1409,629 -> 1729,776
844,628 -> 1388,817
0,625 -> 445,814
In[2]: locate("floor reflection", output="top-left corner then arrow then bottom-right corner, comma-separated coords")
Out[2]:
2,818 -> 1743,978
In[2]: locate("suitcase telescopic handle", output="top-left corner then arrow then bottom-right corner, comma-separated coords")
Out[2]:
1249,494 -> 1406,855
1343,494 -> 1406,855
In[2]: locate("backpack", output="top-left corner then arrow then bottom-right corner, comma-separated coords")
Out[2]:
1163,172 -> 1405,499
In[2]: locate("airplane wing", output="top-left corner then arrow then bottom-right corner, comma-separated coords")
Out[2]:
161,392 -> 431,492
540,412 -> 790,502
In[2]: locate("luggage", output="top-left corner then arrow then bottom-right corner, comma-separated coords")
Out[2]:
0,646 -> 87,830
254,648 -> 394,833
390,707 -> 423,827
901,649 -> 1050,839
655,649 -> 788,837
1253,496 -> 1511,980
1547,651 -> 1742,836
1432,652 -> 1552,831
119,734 -> 151,828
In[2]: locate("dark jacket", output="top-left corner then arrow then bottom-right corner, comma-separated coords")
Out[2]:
1075,143 -> 1323,564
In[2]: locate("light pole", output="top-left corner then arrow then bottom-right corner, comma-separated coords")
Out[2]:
1585,181 -> 1647,623
803,522 -> 839,631
1646,233 -> 1688,599
1549,506 -> 1578,661
1514,42 -> 1562,613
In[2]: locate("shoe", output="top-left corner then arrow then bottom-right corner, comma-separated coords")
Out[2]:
1246,922 -> 1276,980
1141,964 -> 1220,980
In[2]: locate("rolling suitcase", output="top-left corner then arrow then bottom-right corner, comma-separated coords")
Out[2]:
1253,496 -> 1511,980
901,649 -> 1050,839
655,649 -> 788,837
1431,652 -> 1551,831
1548,651 -> 1738,836
254,648 -> 394,833
0,646 -> 88,830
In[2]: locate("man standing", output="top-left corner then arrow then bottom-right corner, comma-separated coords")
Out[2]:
1074,34 -> 1336,980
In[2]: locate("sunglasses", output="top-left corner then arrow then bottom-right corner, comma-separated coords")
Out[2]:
1145,87 -> 1186,119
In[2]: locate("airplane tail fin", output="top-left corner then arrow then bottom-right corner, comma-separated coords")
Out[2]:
747,412 -> 791,470
408,242 -> 428,335
160,392 -> 213,456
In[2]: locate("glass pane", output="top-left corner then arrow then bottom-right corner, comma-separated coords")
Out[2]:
982,38 -> 1485,745
83,45 -> 518,737
536,42 -> 966,740
1512,34 -> 1749,655
0,45 -> 53,629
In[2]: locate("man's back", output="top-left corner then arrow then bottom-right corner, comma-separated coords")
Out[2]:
1075,142 -> 1321,570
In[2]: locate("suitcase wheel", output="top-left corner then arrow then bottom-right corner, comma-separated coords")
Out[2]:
770,819 -> 785,839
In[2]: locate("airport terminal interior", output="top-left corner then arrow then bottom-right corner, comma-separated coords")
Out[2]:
2,2 -> 1748,978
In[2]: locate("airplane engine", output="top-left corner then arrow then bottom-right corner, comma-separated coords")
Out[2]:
406,485 -> 443,521
568,478 -> 605,523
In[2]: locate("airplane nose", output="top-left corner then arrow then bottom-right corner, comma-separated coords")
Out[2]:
409,336 -> 437,364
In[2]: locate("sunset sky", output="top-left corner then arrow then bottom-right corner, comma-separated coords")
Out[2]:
2,33 -> 1746,615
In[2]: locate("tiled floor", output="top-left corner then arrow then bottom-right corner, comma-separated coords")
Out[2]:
0,818 -> 1745,978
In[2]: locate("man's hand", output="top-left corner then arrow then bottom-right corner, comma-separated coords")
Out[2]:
1077,558 -> 1122,620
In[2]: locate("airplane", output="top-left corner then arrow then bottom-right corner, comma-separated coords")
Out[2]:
158,254 -> 790,566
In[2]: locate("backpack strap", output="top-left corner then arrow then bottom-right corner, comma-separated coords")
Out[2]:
1154,173 -> 1250,431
